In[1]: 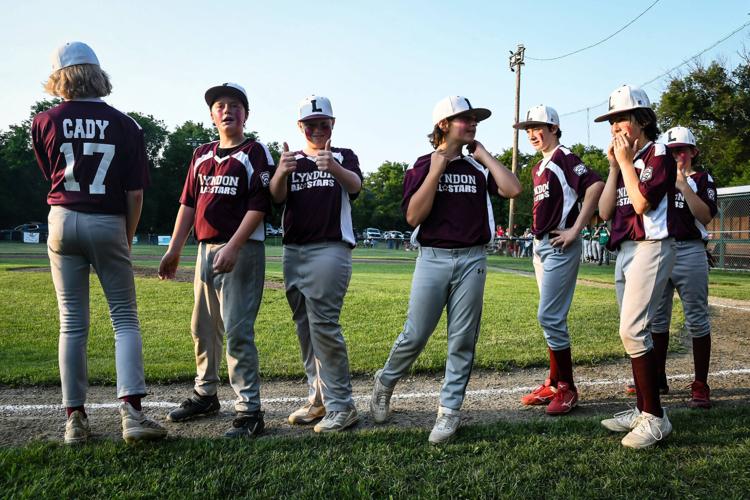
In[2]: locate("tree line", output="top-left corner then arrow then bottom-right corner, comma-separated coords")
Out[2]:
2,58 -> 748,235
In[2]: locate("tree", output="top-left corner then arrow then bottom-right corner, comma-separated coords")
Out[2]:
657,58 -> 750,185
127,112 -> 169,234
0,99 -> 61,228
353,161 -> 409,231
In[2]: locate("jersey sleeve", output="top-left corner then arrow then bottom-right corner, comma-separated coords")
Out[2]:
698,173 -> 718,218
401,155 -> 431,215
245,142 -> 273,213
31,114 -> 53,180
123,124 -> 151,191
638,147 -> 675,208
562,153 -> 601,197
340,148 -> 363,201
179,149 -> 200,208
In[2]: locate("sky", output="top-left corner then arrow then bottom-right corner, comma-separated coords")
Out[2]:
1,1 -> 749,173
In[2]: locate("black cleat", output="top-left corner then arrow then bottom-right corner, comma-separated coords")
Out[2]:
167,392 -> 220,422
224,411 -> 265,439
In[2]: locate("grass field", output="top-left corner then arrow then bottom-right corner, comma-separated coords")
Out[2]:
2,241 -> 749,498
2,408 -> 749,498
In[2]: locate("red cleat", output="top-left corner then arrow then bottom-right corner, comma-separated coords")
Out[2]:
521,378 -> 556,406
688,380 -> 712,409
546,381 -> 578,415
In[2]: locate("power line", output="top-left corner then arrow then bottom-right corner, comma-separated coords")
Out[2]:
559,19 -> 750,118
526,0 -> 661,62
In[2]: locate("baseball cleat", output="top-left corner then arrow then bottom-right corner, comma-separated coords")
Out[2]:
545,381 -> 578,415
521,378 -> 557,406
428,407 -> 461,445
224,411 -> 264,439
601,407 -> 641,432
288,403 -> 326,425
313,408 -> 359,433
167,392 -> 221,422
120,402 -> 167,444
64,410 -> 90,445
621,410 -> 672,449
370,369 -> 395,424
687,380 -> 712,409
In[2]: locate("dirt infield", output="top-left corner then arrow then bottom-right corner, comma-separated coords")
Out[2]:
2,297 -> 748,447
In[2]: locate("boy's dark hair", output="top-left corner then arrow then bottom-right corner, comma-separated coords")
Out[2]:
547,124 -> 562,139
631,109 -> 659,141
428,124 -> 446,149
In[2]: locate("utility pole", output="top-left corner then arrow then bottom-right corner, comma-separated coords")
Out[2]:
507,44 -> 525,238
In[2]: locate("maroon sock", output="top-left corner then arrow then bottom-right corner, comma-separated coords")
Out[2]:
550,347 -> 574,389
66,406 -> 86,418
631,362 -> 643,411
548,347 -> 559,386
631,350 -> 663,418
121,395 -> 142,411
652,331 -> 669,381
692,334 -> 711,384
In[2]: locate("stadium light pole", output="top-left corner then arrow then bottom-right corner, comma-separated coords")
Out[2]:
507,44 -> 525,238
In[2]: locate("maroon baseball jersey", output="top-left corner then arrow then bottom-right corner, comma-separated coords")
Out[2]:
31,99 -> 150,214
180,139 -> 274,242
531,145 -> 602,237
608,142 -> 676,250
667,171 -> 718,241
281,148 -> 362,247
402,153 -> 500,248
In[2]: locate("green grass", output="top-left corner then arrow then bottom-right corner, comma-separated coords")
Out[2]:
1,260 -> 647,384
2,408 -> 748,498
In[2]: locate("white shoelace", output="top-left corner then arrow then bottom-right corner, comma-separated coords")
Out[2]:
632,414 -> 664,441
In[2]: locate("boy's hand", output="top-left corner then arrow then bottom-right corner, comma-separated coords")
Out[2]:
316,139 -> 338,173
213,243 -> 240,274
277,142 -> 297,176
158,250 -> 180,280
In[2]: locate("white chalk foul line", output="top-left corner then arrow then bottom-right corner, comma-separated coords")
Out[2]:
708,301 -> 750,312
2,368 -> 749,415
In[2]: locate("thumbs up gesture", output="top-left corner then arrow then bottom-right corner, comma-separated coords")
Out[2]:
315,139 -> 337,173
278,141 -> 297,176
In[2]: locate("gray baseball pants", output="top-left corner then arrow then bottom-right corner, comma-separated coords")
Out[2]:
651,239 -> 710,337
47,206 -> 146,407
283,242 -> 354,411
614,239 -> 676,357
379,245 -> 486,411
192,240 -> 264,413
533,235 -> 582,350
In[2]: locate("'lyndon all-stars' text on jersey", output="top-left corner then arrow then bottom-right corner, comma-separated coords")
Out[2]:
180,139 -> 274,242
281,148 -> 362,247
608,141 -> 676,250
31,99 -> 150,214
403,153 -> 500,248
667,171 -> 718,241
531,145 -> 601,237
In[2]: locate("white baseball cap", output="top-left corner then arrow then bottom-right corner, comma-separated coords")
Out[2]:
204,82 -> 249,112
50,41 -> 100,72
299,95 -> 334,121
663,126 -> 697,148
513,104 -> 560,130
432,96 -> 491,126
594,84 -> 652,122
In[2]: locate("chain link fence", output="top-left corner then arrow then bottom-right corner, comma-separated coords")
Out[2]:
707,187 -> 750,270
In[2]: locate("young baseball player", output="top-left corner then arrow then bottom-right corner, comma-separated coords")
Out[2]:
513,105 -> 604,415
597,85 -> 677,449
370,96 -> 522,444
269,95 -> 363,432
158,82 -> 274,438
32,41 -> 167,444
651,126 -> 717,408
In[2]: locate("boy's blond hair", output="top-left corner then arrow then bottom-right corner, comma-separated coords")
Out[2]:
44,64 -> 112,100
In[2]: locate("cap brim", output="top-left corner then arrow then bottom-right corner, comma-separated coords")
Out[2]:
299,113 -> 335,122
205,86 -> 249,110
513,120 -> 557,130
594,105 -> 650,123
